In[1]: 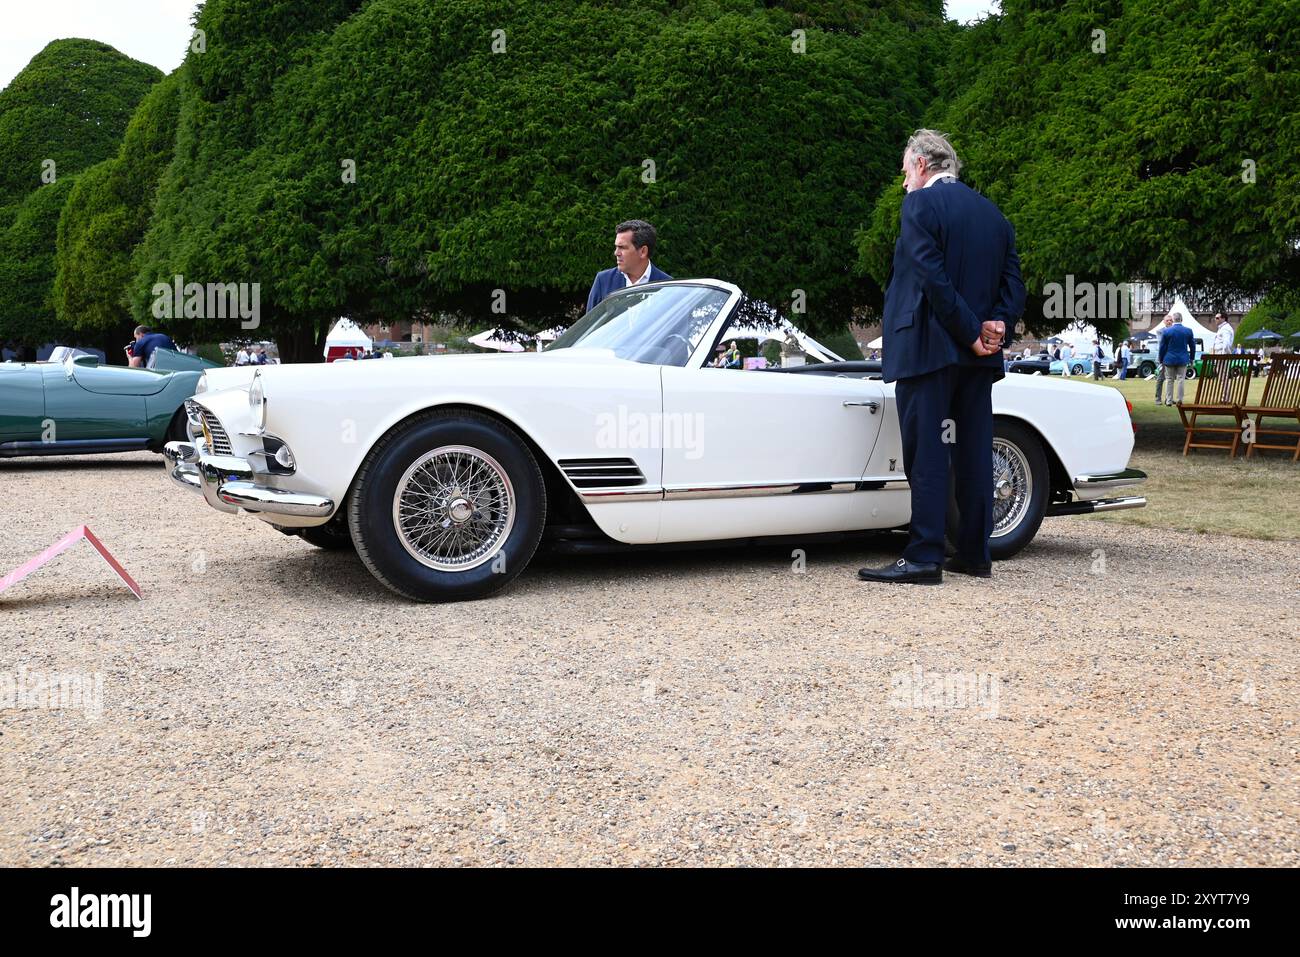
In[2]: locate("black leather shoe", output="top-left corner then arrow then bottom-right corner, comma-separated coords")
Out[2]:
857,558 -> 942,584
944,556 -> 992,578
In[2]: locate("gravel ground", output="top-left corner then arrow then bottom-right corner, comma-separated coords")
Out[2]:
1,451 -> 1296,867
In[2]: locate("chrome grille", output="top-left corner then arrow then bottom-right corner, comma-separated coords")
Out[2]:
558,457 -> 645,488
187,400 -> 232,455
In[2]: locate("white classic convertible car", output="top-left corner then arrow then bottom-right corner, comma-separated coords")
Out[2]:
164,280 -> 1146,601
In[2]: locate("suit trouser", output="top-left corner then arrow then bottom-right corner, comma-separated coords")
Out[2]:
1164,364 -> 1188,404
895,365 -> 997,566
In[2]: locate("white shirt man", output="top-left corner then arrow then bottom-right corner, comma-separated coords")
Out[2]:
1060,343 -> 1074,376
234,347 -> 253,366
1212,316 -> 1234,354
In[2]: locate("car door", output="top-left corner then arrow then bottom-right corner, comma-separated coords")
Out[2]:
657,365 -> 888,542
0,363 -> 45,440
43,360 -> 151,441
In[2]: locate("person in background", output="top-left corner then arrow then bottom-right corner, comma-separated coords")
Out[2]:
1091,340 -> 1105,379
1118,340 -> 1131,380
1157,313 -> 1195,406
254,345 -> 270,365
125,325 -> 176,368
1153,314 -> 1175,400
234,345 -> 254,366
1060,341 -> 1074,376
1212,313 -> 1234,354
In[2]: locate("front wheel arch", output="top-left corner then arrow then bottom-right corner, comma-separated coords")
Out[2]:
347,408 -> 547,601
345,402 -> 591,531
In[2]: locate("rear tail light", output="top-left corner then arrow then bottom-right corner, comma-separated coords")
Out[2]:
1125,398 -> 1137,432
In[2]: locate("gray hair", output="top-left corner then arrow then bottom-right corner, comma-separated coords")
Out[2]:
903,129 -> 962,178
615,219 -> 657,257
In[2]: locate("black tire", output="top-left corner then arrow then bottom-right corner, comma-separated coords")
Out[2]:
348,410 -> 546,601
1139,361 -> 1156,377
1071,363 -> 1085,376
298,513 -> 354,550
947,419 -> 1050,562
150,407 -> 189,451
1186,366 -> 1197,380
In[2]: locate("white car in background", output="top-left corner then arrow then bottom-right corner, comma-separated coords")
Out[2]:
164,280 -> 1146,601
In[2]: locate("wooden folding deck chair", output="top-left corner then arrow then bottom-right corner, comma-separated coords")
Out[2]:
1177,354 -> 1252,456
1243,353 -> 1300,461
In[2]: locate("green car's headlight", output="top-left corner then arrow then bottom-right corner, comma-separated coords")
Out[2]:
249,372 -> 267,432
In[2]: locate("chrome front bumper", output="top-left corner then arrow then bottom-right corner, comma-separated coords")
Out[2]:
163,441 -> 334,518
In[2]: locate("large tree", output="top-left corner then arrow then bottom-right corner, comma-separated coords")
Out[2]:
130,0 -> 950,360
857,0 -> 1300,340
0,39 -> 161,350
54,72 -> 183,353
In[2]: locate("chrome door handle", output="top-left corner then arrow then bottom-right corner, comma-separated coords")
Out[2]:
843,400 -> 879,412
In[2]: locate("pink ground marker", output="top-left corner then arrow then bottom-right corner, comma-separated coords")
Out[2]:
0,525 -> 143,600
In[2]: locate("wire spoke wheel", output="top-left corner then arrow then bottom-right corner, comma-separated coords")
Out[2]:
991,438 -> 1033,537
392,445 -> 515,571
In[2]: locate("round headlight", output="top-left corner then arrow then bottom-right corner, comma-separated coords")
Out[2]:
249,372 -> 267,431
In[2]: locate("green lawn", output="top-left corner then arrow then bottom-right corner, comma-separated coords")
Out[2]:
1070,375 -> 1300,540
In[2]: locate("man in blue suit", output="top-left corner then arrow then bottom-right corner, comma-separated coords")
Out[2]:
1157,313 -> 1196,406
586,220 -> 672,312
859,130 -> 1025,585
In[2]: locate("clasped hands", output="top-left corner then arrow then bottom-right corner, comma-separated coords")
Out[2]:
971,320 -> 1005,357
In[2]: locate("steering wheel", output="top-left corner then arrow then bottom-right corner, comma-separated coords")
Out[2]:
662,334 -> 692,366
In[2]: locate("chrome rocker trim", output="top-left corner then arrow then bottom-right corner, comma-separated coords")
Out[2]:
578,477 -> 910,504
163,440 -> 333,518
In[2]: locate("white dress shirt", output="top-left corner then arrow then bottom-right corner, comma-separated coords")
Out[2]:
624,261 -> 655,287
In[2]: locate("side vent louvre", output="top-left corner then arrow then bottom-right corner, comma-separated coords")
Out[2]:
558,457 -> 646,488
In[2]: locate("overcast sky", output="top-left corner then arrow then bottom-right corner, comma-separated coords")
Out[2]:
1,1 -> 1001,92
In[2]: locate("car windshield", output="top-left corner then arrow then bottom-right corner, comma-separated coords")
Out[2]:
547,283 -> 730,367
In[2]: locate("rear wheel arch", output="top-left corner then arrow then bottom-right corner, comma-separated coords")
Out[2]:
993,414 -> 1071,499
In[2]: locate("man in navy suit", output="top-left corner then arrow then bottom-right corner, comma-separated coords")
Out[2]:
586,220 -> 672,312
1157,313 -> 1196,406
859,130 -> 1025,585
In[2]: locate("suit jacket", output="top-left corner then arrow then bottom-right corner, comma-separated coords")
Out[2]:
1158,323 -> 1195,366
586,264 -> 673,312
882,179 -> 1024,383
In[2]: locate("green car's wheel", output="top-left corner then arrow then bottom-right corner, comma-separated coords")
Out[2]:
150,407 -> 189,451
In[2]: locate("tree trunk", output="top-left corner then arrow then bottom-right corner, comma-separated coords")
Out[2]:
274,321 -> 326,364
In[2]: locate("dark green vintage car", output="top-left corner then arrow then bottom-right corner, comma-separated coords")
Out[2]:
0,348 -> 218,458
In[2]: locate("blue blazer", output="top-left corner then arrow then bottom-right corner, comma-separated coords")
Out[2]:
882,179 -> 1024,383
1158,323 -> 1195,366
586,264 -> 673,312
